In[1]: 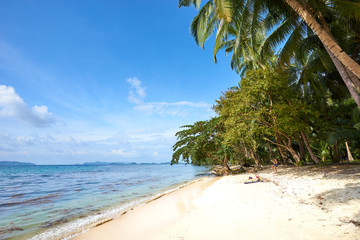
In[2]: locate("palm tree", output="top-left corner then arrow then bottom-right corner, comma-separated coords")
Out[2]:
280,0 -> 360,78
180,0 -> 360,76
179,0 -> 360,107
327,102 -> 360,161
182,0 -> 271,76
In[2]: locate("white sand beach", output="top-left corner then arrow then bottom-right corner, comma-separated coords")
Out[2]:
72,165 -> 360,240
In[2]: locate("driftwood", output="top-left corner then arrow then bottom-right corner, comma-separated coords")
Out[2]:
210,164 -> 264,176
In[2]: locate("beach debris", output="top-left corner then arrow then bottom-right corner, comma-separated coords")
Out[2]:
341,219 -> 360,227
350,220 -> 360,227
95,218 -> 113,227
244,176 -> 264,184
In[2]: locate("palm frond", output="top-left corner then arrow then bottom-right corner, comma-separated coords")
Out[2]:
179,0 -> 202,9
327,128 -> 360,145
352,106 -> 360,122
260,18 -> 295,58
214,19 -> 229,63
333,0 -> 360,23
214,0 -> 233,22
190,1 -> 215,48
277,20 -> 306,66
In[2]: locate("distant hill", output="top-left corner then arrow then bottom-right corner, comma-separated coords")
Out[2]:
81,161 -> 170,166
82,161 -> 129,166
0,161 -> 36,166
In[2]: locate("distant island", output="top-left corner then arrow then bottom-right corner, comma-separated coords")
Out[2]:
0,161 -> 170,166
0,161 -> 37,166
81,161 -> 170,166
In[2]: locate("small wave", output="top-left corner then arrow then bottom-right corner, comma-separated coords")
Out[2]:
40,217 -> 71,229
0,226 -> 24,235
10,193 -> 25,198
0,193 -> 61,208
27,184 -> 191,240
40,174 -> 51,178
195,172 -> 213,177
28,200 -> 142,240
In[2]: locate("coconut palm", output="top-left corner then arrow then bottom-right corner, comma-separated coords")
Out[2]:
181,0 -> 271,75
327,102 -> 360,161
179,0 -> 360,107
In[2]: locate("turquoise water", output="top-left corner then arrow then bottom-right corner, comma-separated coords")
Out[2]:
0,164 -> 208,240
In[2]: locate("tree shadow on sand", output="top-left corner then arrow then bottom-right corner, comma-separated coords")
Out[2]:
313,182 -> 360,225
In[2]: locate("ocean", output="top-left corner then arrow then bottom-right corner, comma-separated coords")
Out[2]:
0,164 -> 208,240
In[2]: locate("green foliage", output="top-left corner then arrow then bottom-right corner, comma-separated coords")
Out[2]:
171,117 -> 228,166
176,0 -> 360,165
294,160 -> 305,167
216,68 -> 318,142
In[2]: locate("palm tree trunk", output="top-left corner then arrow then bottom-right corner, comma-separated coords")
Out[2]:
333,141 -> 340,163
316,14 -> 360,107
345,68 -> 360,94
345,140 -> 354,162
323,45 -> 360,107
317,13 -> 360,95
300,131 -> 320,164
283,0 -> 360,79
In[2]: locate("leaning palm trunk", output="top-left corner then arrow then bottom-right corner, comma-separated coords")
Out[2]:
317,15 -> 360,107
346,69 -> 360,94
282,0 -> 360,79
345,140 -> 354,162
318,13 -> 360,94
324,45 -> 360,107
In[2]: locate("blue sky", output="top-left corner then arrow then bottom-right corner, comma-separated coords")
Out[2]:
0,0 -> 239,164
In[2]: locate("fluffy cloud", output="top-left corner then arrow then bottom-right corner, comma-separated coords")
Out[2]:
127,77 -> 146,104
126,78 -> 211,116
0,85 -> 55,127
111,148 -> 135,157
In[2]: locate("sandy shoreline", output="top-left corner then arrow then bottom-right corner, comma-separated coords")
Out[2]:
72,165 -> 360,240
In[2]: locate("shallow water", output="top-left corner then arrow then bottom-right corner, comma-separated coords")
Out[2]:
0,164 -> 208,239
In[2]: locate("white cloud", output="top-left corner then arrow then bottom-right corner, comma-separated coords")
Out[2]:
126,78 -> 211,116
0,85 -> 55,127
111,148 -> 135,157
128,90 -> 143,105
134,101 -> 211,116
127,77 -> 146,104
127,77 -> 146,98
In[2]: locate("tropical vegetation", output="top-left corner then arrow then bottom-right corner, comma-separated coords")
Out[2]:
172,0 -> 360,170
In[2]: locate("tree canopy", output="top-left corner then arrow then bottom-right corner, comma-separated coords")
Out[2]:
172,0 -> 360,168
